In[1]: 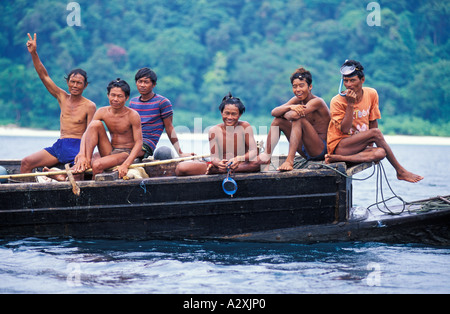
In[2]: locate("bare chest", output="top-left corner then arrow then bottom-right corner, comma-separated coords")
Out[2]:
60,103 -> 88,125
104,112 -> 132,134
221,130 -> 246,158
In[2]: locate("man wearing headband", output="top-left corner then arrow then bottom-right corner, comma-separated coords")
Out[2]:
326,60 -> 423,183
260,67 -> 331,171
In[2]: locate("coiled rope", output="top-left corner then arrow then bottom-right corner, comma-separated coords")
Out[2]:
366,161 -> 407,215
405,195 -> 450,213
302,159 -> 407,215
310,160 -> 449,215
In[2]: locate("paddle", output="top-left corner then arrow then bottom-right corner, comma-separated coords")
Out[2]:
0,154 -> 210,181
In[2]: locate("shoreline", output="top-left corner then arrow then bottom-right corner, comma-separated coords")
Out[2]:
1,126 -> 450,146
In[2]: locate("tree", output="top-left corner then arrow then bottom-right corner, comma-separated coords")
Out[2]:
0,0 -> 448,135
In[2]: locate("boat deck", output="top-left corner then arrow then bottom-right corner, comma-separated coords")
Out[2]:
2,159 -> 447,246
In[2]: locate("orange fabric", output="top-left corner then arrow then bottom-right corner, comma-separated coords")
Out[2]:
327,87 -> 381,154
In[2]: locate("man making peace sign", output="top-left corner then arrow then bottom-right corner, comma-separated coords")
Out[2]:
21,33 -> 97,174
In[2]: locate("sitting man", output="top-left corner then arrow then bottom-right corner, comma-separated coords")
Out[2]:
325,60 -> 423,183
73,79 -> 143,179
21,33 -> 96,174
128,67 -> 193,159
175,93 -> 260,176
260,67 -> 331,171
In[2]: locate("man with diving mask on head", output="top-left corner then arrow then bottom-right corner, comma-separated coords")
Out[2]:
325,60 -> 423,183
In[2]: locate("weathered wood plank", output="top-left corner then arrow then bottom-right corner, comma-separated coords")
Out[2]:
0,161 -> 350,240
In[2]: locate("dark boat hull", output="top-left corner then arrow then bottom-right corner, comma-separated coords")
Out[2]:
220,207 -> 450,246
0,164 -> 351,240
1,160 -> 448,246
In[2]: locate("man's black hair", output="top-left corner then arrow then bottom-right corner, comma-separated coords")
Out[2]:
342,60 -> 365,79
290,68 -> 313,86
219,92 -> 245,114
65,68 -> 88,86
107,78 -> 131,98
135,67 -> 157,85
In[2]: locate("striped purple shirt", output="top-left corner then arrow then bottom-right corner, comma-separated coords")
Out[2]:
128,94 -> 173,151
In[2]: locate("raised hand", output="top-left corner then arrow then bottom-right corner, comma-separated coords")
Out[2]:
26,33 -> 37,53
345,89 -> 358,105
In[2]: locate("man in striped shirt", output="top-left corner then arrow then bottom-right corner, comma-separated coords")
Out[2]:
128,68 -> 192,159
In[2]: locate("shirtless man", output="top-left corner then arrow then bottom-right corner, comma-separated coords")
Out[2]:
325,60 -> 423,183
21,33 -> 96,174
175,93 -> 259,176
73,79 -> 143,179
260,68 -> 331,171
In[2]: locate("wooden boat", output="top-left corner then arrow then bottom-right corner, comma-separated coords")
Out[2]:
0,158 -> 449,246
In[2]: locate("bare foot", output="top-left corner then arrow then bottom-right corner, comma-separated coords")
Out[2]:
206,164 -> 223,175
205,164 -> 213,175
257,153 -> 271,165
324,154 -> 339,164
277,160 -> 294,172
43,167 -> 67,181
397,170 -> 424,183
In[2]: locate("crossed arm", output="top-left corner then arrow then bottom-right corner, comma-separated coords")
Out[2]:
271,96 -> 322,121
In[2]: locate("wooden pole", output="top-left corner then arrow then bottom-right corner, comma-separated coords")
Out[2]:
0,154 -> 210,181
406,195 -> 450,204
128,154 -> 210,169
65,163 -> 81,195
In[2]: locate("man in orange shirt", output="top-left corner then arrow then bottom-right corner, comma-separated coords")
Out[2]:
325,60 -> 423,183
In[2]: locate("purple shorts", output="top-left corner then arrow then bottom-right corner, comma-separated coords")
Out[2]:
44,138 -> 81,165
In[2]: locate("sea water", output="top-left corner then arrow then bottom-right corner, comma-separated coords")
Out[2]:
0,135 -> 449,294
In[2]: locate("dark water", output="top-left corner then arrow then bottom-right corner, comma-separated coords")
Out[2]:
1,238 -> 449,294
0,136 -> 449,294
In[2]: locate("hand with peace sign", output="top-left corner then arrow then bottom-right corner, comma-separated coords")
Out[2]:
25,32 -> 64,99
26,33 -> 37,54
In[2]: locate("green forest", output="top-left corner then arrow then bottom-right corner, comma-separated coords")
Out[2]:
0,0 -> 449,136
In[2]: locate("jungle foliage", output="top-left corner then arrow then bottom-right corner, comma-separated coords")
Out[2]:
0,0 -> 449,136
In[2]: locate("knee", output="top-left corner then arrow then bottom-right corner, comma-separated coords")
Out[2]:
369,128 -> 384,141
271,117 -> 291,132
271,117 -> 283,127
175,162 -> 188,176
85,120 -> 105,139
175,161 -> 206,176
175,161 -> 195,176
21,156 -> 31,167
372,148 -> 386,162
91,159 -> 105,174
88,120 -> 104,131
20,156 -> 33,171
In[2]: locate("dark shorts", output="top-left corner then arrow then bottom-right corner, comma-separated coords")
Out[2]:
142,143 -> 154,159
44,138 -> 81,165
111,148 -> 132,155
302,139 -> 327,161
